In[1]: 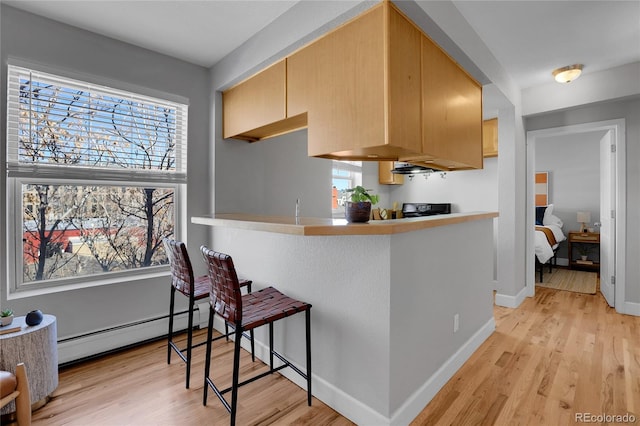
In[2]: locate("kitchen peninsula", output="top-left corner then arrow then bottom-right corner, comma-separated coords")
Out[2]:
192,212 -> 498,425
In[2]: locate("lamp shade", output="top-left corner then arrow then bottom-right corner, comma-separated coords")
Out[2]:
577,211 -> 591,223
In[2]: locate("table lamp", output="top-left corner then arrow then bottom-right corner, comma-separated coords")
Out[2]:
577,211 -> 591,232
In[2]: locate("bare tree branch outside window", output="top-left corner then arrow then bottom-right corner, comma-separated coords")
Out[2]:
16,73 -> 181,283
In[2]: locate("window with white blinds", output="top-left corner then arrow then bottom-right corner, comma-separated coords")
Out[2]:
7,65 -> 188,182
6,64 -> 188,291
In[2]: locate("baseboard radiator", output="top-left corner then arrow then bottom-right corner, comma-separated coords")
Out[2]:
57,308 -> 195,366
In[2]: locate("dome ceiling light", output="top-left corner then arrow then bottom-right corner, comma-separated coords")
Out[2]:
552,64 -> 583,83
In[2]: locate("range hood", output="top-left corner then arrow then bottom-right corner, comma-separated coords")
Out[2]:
391,162 -> 434,175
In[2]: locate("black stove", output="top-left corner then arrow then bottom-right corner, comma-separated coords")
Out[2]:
402,203 -> 451,217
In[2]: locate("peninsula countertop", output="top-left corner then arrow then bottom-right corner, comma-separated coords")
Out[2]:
191,211 -> 498,236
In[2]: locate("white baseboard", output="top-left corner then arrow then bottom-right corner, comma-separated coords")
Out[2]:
279,358 -> 390,426
495,285 -> 528,308
208,318 -> 390,425
229,317 -> 495,426
389,318 -> 496,425
60,308 -> 497,425
619,301 -> 640,316
58,311 -> 193,364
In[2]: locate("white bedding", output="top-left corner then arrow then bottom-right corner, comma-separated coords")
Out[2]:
535,224 -> 566,264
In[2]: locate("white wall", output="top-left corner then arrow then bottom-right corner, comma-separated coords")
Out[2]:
535,131 -> 602,260
526,97 -> 640,304
380,158 -> 498,213
522,62 -> 640,116
0,5 -> 210,353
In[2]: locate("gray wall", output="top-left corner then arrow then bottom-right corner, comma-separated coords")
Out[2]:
214,128 -> 332,218
208,2 -> 373,219
535,132 -> 602,260
0,5 -> 210,343
526,97 -> 640,303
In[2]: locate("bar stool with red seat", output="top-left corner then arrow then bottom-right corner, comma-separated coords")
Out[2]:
200,247 -> 312,425
163,238 -> 253,389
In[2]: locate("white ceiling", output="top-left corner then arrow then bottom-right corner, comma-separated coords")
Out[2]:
452,0 -> 640,89
3,0 -> 299,68
3,0 -> 640,90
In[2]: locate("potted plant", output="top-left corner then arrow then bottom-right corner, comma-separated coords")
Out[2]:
1,309 -> 14,326
345,186 -> 379,223
576,244 -> 593,261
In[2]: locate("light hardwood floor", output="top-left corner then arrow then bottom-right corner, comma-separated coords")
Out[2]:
31,286 -> 639,425
413,286 -> 640,425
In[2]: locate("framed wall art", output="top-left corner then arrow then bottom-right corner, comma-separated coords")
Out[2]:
535,172 -> 549,206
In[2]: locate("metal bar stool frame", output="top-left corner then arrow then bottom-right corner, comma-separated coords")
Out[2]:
164,238 -> 254,389
201,247 -> 312,426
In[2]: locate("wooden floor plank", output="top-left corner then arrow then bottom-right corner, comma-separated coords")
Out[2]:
412,286 -> 640,426
26,284 -> 640,425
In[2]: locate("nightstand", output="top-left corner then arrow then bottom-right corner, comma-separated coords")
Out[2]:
567,231 -> 600,272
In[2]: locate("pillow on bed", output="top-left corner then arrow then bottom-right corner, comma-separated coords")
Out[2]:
543,204 -> 554,224
544,213 -> 563,227
535,206 -> 546,226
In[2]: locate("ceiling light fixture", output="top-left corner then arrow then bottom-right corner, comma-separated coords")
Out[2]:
552,64 -> 583,83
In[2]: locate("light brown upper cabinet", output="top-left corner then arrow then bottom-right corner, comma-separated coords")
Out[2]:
288,3 -> 423,161
223,59 -> 306,141
405,34 -> 483,170
223,0 -> 483,169
482,118 -> 498,157
378,161 -> 404,185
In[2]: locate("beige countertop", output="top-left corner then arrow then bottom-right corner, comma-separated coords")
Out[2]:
191,212 -> 498,236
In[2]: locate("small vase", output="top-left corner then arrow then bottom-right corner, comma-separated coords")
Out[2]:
580,255 -> 588,261
26,309 -> 44,326
1,314 -> 14,327
345,201 -> 372,223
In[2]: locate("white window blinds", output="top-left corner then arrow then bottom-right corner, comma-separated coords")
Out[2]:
7,65 -> 188,183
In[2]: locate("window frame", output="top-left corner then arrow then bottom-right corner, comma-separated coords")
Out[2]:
7,178 -> 186,297
5,63 -> 189,296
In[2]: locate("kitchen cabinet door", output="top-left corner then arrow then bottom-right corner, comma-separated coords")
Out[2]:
286,50 -> 309,120
288,5 -> 386,158
379,161 -> 404,185
288,4 -> 423,161
386,4 -> 422,157
420,35 -> 483,170
482,118 -> 498,157
223,60 -> 306,141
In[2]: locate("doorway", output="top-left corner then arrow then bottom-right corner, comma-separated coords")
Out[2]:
526,119 -> 626,311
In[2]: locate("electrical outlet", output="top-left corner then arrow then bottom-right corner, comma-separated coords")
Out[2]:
453,313 -> 460,333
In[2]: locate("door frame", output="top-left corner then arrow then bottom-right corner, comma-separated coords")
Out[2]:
525,119 -> 626,312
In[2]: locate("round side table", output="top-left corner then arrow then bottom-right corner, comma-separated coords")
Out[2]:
0,314 -> 58,416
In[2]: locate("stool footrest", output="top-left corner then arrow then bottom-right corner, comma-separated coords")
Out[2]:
220,364 -> 288,396
206,347 -> 307,414
168,341 -> 188,363
169,327 -> 253,364
207,363 -> 289,414
272,350 -> 308,381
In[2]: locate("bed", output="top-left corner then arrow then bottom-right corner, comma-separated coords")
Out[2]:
535,204 -> 566,282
